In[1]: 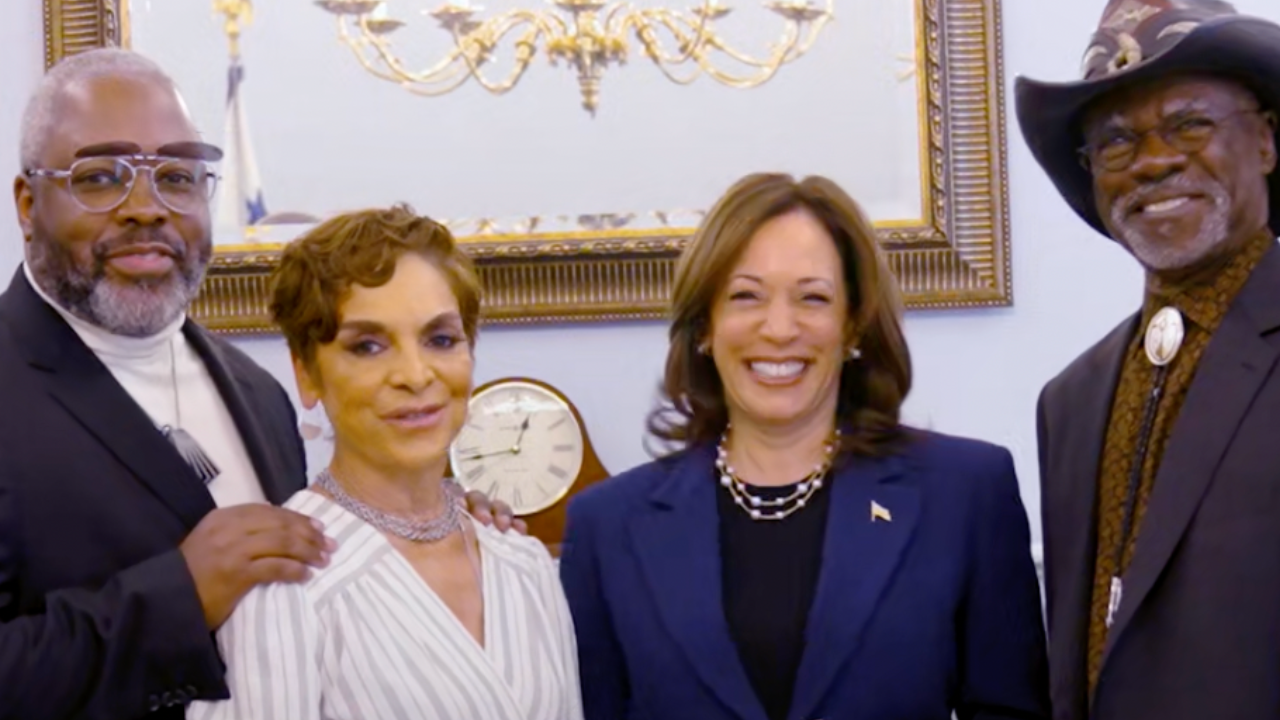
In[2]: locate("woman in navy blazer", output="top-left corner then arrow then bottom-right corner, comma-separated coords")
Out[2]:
559,173 -> 1049,720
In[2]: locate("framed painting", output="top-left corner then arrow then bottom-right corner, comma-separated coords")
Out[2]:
42,0 -> 1011,333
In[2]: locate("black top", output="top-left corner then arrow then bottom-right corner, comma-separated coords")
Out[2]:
717,474 -> 832,720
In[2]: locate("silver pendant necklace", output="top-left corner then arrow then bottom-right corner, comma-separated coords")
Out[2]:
315,467 -> 465,543
162,339 -> 220,484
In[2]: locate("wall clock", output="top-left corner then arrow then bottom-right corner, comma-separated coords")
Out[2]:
448,377 -> 609,554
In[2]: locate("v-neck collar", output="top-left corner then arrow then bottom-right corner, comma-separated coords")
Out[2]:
306,491 -> 493,647
300,489 -> 567,719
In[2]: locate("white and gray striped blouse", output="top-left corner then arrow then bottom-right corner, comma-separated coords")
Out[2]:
187,490 -> 583,720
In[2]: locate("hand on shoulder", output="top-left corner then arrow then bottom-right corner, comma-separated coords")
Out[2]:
462,488 -> 528,535
179,502 -> 337,629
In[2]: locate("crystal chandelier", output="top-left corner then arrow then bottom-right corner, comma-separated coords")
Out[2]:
314,0 -> 834,114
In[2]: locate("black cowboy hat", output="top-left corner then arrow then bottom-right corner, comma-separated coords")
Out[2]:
1014,0 -> 1280,238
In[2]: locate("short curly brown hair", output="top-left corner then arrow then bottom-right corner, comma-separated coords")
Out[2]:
269,203 -> 482,366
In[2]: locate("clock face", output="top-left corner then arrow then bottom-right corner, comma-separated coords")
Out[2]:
449,381 -> 586,516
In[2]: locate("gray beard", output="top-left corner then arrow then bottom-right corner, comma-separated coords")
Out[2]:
27,231 -> 209,337
1109,175 -> 1231,271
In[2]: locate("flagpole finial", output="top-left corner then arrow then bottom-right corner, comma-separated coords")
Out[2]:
213,0 -> 254,58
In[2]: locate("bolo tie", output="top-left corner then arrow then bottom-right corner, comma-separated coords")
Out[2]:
1105,305 -> 1184,629
160,339 -> 221,485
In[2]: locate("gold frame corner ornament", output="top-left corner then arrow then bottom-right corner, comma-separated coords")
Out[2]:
43,0 -> 128,69
41,0 -> 1011,334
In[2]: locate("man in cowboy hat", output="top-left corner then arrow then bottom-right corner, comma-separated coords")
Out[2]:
1017,1 -> 1280,718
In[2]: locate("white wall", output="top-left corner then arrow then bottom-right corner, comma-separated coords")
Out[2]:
8,1 -> 1280,557
0,0 -> 42,272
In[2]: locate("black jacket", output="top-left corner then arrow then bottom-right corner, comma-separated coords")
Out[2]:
0,268 -> 307,719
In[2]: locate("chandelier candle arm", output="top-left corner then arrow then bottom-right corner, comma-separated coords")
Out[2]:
315,0 -> 834,114
354,10 -> 554,96
347,28 -> 477,93
632,10 -> 804,87
618,1 -> 716,67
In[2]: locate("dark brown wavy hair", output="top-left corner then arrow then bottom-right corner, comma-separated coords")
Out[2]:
269,203 -> 482,368
645,173 -> 913,458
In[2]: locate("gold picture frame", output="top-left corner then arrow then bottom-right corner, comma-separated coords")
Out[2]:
42,0 -> 1011,333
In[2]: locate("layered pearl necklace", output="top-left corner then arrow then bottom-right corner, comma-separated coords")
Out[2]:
716,427 -> 840,521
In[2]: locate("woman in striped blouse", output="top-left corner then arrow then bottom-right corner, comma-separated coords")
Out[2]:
187,205 -> 583,720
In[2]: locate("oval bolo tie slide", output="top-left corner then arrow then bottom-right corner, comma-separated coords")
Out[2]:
1144,306 -> 1185,367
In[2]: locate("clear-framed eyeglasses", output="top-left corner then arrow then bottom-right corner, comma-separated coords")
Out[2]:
23,154 -> 220,215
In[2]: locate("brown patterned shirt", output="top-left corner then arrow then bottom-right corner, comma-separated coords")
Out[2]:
1085,230 -> 1277,695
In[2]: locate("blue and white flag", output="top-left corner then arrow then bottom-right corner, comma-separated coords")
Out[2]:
214,57 -> 268,240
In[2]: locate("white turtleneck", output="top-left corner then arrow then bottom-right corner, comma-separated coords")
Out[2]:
23,263 -> 267,508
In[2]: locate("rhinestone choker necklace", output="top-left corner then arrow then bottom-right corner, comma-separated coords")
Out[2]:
315,468 -> 465,543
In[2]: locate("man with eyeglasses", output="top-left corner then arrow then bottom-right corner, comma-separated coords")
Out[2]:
0,48 -> 519,719
1016,1 -> 1280,719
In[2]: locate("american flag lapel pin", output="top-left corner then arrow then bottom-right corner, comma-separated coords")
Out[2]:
871,500 -> 892,523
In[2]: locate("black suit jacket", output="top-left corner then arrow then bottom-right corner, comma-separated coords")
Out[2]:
1037,240 -> 1280,720
0,268 -> 308,720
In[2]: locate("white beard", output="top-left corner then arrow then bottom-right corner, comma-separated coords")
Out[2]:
1109,174 -> 1231,271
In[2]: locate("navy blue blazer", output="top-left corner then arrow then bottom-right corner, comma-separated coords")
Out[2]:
560,429 -> 1049,720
